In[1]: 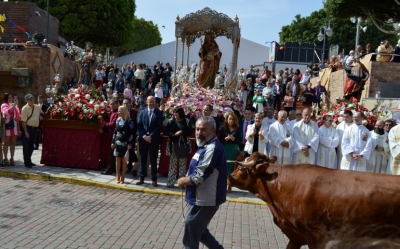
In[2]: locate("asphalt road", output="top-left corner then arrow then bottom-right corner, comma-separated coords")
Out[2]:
0,177 -> 292,249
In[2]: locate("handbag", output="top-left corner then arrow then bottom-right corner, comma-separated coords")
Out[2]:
5,120 -> 14,130
173,134 -> 190,158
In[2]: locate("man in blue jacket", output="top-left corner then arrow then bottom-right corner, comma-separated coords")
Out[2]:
178,116 -> 226,249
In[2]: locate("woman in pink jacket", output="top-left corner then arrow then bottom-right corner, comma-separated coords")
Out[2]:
1,93 -> 21,166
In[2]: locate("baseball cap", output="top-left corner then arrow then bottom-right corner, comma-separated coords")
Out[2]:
25,94 -> 33,100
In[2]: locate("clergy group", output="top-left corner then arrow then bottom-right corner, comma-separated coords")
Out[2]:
249,107 -> 400,174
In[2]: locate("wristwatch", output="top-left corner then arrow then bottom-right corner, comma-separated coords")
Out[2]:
306,145 -> 311,149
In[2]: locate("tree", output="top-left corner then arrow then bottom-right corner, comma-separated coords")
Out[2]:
101,17 -> 162,58
324,0 -> 400,35
279,9 -> 397,55
29,0 -> 136,47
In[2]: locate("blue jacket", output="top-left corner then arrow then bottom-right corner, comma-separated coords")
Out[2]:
185,137 -> 227,206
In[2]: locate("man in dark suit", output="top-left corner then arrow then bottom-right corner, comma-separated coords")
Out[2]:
313,79 -> 327,110
34,95 -> 49,150
136,96 -> 163,187
238,106 -> 254,153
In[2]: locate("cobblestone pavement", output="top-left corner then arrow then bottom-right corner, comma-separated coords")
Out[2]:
0,177 -> 295,249
0,144 -> 263,204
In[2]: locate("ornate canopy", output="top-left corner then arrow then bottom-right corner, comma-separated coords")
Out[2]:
175,7 -> 241,45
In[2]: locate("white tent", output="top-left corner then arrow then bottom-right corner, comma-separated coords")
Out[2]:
111,37 -> 270,72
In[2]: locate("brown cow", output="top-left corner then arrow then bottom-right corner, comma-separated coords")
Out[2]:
228,152 -> 400,249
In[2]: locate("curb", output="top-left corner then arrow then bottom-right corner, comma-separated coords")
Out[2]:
0,169 -> 265,205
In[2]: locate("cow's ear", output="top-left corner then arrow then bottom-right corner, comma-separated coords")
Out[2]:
255,162 -> 270,174
268,156 -> 277,164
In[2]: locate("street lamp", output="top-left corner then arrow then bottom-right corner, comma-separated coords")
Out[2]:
317,22 -> 333,61
350,17 -> 367,49
46,0 -> 49,44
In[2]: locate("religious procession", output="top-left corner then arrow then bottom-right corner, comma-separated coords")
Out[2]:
4,1 -> 400,249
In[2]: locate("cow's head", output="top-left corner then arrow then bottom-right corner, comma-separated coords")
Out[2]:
228,152 -> 277,191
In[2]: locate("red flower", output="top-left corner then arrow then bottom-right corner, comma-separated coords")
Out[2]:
68,102 -> 74,109
340,101 -> 346,106
79,112 -> 85,120
76,106 -> 81,112
317,121 -> 324,127
98,116 -> 104,124
350,96 -> 358,103
52,110 -> 57,117
88,112 -> 94,119
87,103 -> 94,109
63,109 -> 69,116
69,110 -> 75,117
95,108 -> 102,115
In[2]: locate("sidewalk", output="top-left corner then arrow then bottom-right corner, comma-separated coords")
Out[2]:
0,144 -> 264,205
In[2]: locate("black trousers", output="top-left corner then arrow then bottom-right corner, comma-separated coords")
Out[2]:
22,126 -> 39,166
34,126 -> 42,148
105,133 -> 116,173
138,141 -> 159,182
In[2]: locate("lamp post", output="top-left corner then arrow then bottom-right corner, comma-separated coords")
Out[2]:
46,0 -> 49,44
350,17 -> 367,49
317,22 -> 333,61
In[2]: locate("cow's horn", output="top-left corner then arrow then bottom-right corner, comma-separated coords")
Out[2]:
235,160 -> 255,167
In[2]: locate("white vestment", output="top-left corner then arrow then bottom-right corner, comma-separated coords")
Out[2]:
292,120 -> 319,164
244,124 -> 269,156
388,124 -> 400,175
317,126 -> 339,169
287,119 -> 298,135
262,117 -> 276,154
269,121 -> 293,164
336,121 -> 353,169
341,123 -> 373,171
366,131 -> 389,173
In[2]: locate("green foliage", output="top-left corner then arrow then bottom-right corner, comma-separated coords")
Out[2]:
29,0 -> 136,47
131,17 -> 162,52
324,0 -> 400,23
279,8 -> 397,55
105,17 -> 162,58
324,0 -> 400,34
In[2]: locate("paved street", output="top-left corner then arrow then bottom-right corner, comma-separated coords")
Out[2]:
0,177 -> 292,249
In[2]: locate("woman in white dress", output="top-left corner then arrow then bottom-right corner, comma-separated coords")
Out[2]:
244,113 -> 269,156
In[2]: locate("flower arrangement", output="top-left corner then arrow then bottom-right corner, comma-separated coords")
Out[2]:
317,96 -> 376,130
160,85 -> 244,124
49,84 -> 111,124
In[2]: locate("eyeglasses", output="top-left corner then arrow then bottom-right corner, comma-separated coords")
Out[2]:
385,124 -> 391,127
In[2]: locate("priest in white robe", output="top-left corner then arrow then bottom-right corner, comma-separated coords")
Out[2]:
269,111 -> 293,164
367,120 -> 389,173
262,108 -> 276,155
388,124 -> 400,175
336,110 -> 353,169
317,115 -> 340,169
341,112 -> 373,171
292,108 -> 319,164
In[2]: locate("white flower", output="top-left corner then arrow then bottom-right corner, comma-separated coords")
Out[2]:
74,89 -> 78,94
83,108 -> 89,114
85,94 -> 90,100
338,117 -> 344,123
94,104 -> 99,109
351,110 -> 356,115
362,120 -> 368,125
339,111 -> 344,115
77,103 -> 82,108
332,122 -> 337,128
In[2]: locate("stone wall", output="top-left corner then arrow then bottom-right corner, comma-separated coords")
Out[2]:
0,47 -> 76,107
366,61 -> 400,98
327,70 -> 346,103
326,60 -> 400,103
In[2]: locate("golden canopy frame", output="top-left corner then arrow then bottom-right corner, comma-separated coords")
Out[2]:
173,7 -> 241,86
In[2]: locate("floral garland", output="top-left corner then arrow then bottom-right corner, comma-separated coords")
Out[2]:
317,96 -> 376,130
50,84 -> 111,124
160,85 -> 244,123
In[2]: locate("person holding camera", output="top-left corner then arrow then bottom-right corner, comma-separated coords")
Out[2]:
1,93 -> 21,167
